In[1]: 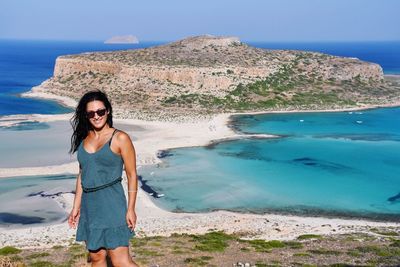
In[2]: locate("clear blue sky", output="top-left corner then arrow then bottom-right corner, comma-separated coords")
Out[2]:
1,0 -> 399,42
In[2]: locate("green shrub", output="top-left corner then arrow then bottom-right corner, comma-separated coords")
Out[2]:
0,246 -> 21,255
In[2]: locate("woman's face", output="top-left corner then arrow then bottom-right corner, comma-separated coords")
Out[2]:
85,100 -> 109,129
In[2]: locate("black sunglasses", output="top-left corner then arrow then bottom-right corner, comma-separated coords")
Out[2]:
86,108 -> 107,118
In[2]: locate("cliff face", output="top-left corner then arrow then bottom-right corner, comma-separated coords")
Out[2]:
36,35 -> 399,118
52,57 -> 279,98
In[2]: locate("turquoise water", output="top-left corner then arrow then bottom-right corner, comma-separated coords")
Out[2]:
139,107 -> 400,221
0,120 -> 76,168
231,108 -> 400,139
0,174 -> 76,228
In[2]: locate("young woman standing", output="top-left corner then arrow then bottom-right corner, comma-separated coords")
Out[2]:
68,90 -> 139,267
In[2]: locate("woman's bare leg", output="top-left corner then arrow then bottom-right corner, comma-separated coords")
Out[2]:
108,245 -> 138,267
88,247 -> 107,267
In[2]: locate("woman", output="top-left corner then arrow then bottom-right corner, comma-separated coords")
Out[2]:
67,89 -> 139,267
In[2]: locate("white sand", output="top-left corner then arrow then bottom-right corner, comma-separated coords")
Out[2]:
20,85 -> 78,108
0,91 -> 399,249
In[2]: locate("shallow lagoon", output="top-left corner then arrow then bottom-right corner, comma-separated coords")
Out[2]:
139,108 -> 400,221
0,174 -> 76,228
0,119 -> 142,168
0,120 -> 76,168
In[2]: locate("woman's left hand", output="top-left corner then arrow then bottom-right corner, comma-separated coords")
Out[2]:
126,210 -> 137,231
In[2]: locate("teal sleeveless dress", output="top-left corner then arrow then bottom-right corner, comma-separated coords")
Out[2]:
76,128 -> 136,250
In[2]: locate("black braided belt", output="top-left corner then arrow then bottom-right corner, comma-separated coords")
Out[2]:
82,177 -> 122,193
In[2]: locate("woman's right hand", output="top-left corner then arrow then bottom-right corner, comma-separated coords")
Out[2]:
68,207 -> 80,229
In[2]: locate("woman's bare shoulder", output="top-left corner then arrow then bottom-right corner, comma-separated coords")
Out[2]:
115,129 -> 134,143
114,129 -> 135,154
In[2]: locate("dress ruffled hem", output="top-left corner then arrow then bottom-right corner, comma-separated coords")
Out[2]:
76,221 -> 136,251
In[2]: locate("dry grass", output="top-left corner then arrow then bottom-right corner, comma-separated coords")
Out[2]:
1,230 -> 400,267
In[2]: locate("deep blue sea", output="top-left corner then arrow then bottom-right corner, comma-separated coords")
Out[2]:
1,40 -> 399,226
0,40 -> 163,116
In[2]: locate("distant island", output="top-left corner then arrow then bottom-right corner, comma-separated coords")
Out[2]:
32,35 -> 400,120
104,35 -> 139,44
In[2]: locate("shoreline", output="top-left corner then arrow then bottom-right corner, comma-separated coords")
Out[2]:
1,89 -> 399,249
19,85 -> 78,110
227,101 -> 400,118
15,82 -> 400,118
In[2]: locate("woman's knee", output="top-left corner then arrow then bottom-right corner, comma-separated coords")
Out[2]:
108,247 -> 135,267
89,247 -> 107,263
109,255 -> 134,267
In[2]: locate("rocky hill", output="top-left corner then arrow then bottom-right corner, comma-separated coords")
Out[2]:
33,35 -> 400,119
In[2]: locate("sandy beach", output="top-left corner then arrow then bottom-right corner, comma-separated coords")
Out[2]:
1,89 -> 399,250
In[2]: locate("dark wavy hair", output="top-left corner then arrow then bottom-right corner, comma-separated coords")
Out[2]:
69,90 -> 113,154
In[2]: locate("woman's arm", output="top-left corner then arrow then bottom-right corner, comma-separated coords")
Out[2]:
68,168 -> 82,229
118,131 -> 138,212
73,168 -> 83,209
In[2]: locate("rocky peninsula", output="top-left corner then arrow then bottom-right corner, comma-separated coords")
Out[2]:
26,35 -> 400,121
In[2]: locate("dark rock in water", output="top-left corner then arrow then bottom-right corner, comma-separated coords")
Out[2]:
388,193 -> 400,203
0,212 -> 45,224
27,190 -> 74,197
137,175 -> 162,198
293,157 -> 314,162
157,150 -> 173,158
27,191 -> 45,197
292,157 -> 352,172
218,145 -> 272,162
293,157 -> 318,166
304,162 -> 317,166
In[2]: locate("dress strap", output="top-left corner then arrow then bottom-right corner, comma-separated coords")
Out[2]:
109,129 -> 118,145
